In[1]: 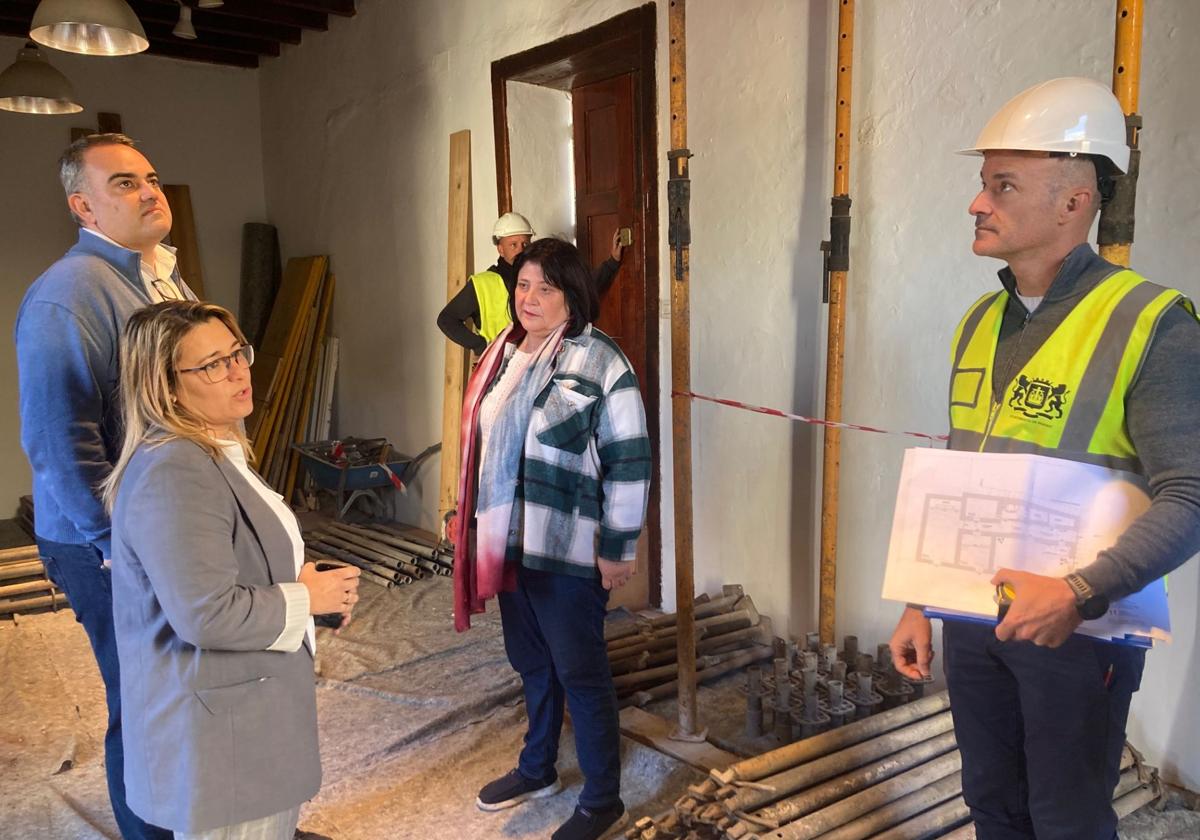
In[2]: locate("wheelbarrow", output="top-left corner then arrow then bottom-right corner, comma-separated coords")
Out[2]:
292,437 -> 441,520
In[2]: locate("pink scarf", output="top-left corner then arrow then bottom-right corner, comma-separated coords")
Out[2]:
453,323 -> 566,631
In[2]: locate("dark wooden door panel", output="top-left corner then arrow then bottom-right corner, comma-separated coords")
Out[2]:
572,73 -> 647,392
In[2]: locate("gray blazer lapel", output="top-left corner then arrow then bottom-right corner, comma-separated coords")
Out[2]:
213,455 -> 298,586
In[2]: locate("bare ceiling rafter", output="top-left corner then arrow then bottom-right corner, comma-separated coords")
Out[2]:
2,0 -> 354,68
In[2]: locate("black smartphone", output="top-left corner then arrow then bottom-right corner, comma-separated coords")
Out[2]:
313,560 -> 346,628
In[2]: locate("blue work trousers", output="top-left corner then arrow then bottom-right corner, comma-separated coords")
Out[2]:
942,619 -> 1145,840
498,565 -> 621,809
37,538 -> 172,840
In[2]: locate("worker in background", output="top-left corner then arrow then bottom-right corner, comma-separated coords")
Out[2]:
436,211 -> 626,354
888,77 -> 1200,839
14,133 -> 194,840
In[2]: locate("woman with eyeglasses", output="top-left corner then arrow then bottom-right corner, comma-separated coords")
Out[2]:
101,300 -> 360,840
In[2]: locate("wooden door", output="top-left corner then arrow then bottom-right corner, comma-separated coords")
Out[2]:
572,73 -> 650,611
572,74 -> 646,388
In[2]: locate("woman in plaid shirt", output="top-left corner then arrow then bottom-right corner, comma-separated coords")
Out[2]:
454,237 -> 650,840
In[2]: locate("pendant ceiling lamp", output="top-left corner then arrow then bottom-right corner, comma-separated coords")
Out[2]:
197,0 -> 225,8
173,4 -> 197,40
30,0 -> 149,56
0,41 -> 83,115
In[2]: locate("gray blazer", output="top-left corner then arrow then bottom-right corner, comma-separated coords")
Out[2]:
112,437 -> 321,833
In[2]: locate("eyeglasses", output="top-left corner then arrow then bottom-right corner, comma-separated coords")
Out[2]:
178,345 -> 255,384
152,278 -> 182,301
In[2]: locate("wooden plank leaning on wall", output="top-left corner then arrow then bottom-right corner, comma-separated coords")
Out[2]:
439,131 -> 473,533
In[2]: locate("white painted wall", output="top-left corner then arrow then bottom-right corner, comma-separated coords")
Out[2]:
508,80 -> 575,241
256,0 -> 1200,787
0,34 -> 265,519
257,0 -> 650,532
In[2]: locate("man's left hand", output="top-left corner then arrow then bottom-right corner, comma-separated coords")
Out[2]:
610,230 -> 626,262
991,568 -> 1081,647
598,558 -> 633,590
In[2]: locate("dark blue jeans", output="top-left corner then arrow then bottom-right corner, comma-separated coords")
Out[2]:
498,565 -> 620,809
37,538 -> 171,840
942,620 -> 1145,840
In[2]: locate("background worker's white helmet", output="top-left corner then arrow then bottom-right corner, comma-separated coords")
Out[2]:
492,212 -> 535,239
958,76 -> 1130,174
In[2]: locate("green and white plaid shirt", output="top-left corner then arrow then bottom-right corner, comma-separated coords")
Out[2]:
505,325 -> 651,577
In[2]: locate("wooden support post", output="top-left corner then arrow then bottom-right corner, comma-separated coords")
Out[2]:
1099,0 -> 1143,267
439,131 -> 473,527
667,0 -> 703,742
819,0 -> 856,647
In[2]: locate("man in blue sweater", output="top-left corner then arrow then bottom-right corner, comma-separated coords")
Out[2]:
15,134 -> 192,840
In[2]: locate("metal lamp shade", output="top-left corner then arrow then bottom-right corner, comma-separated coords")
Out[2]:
0,43 -> 82,115
30,0 -> 149,56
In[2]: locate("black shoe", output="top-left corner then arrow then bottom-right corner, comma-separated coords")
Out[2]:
475,768 -> 561,811
551,802 -> 628,840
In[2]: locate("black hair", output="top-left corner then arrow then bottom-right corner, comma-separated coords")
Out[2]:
510,238 -> 598,338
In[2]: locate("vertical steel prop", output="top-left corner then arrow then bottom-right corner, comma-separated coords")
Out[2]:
1099,0 -> 1143,267
819,0 -> 856,646
667,0 -> 703,740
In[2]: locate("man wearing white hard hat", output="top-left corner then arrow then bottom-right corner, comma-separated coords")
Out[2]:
437,212 -> 625,354
889,77 -> 1200,837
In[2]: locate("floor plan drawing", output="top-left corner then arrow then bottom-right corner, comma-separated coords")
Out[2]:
882,447 -> 1170,644
916,492 -> 1081,575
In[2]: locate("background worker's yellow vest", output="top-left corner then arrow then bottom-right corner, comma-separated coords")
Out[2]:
472,271 -> 511,343
948,269 -> 1194,474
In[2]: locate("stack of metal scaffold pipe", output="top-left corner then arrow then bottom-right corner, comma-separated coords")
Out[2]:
625,691 -> 1161,839
303,521 -> 452,587
0,544 -> 64,617
607,586 -> 774,708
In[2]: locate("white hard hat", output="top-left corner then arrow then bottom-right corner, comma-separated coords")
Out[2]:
493,212 -> 535,239
958,77 -> 1129,174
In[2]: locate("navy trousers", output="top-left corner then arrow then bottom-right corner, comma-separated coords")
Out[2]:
37,539 -> 172,840
942,620 -> 1145,840
498,565 -> 621,809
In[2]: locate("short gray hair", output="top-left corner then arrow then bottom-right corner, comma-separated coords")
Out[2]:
59,133 -> 137,224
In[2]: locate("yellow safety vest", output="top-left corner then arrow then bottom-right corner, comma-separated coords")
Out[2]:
472,270 -> 511,343
948,269 -> 1194,474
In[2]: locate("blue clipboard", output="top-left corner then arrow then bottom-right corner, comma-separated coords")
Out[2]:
923,608 -> 1153,649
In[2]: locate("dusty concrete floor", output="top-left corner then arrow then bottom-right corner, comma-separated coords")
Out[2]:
2,571 -> 1196,839
0,574 -> 699,840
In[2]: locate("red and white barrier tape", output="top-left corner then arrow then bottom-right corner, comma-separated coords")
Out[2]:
672,391 -> 949,443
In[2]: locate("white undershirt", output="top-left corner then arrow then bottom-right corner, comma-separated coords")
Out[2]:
478,348 -> 534,455
1016,292 -> 1044,313
219,440 -> 313,653
81,227 -> 183,302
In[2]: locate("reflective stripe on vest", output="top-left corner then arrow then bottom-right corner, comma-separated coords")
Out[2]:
947,269 -> 1194,474
472,270 -> 511,343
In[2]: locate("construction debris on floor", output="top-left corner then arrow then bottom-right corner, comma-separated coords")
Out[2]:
304,520 -> 452,586
0,543 -> 62,618
609,586 -> 774,709
1,545 -> 1195,839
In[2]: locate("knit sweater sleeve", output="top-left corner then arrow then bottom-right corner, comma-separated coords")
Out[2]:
16,300 -> 115,556
1077,304 -> 1200,600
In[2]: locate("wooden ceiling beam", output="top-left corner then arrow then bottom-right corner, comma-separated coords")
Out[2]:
0,18 -> 256,67
143,38 -> 259,68
2,1 -> 306,46
269,0 -> 355,16
186,0 -> 328,31
139,2 -> 304,44
140,21 -> 280,57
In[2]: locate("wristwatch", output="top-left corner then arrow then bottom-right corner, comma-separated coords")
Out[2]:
1065,573 -> 1110,621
